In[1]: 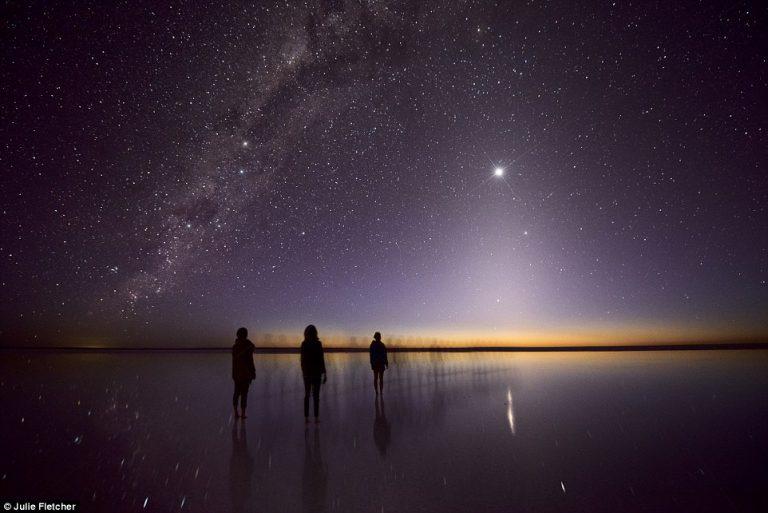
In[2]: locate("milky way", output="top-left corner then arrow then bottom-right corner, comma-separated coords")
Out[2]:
1,1 -> 766,346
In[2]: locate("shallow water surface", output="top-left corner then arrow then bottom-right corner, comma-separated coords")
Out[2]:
1,350 -> 766,512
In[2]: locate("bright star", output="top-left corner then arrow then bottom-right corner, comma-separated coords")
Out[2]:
493,167 -> 505,177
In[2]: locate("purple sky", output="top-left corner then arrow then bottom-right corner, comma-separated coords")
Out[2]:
1,1 -> 766,346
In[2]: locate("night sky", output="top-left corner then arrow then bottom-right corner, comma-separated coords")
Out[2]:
1,1 -> 766,347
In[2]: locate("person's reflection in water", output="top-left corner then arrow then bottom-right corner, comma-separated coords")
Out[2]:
373,395 -> 391,457
229,420 -> 254,513
302,427 -> 328,513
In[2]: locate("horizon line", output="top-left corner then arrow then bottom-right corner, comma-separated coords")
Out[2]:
1,342 -> 767,353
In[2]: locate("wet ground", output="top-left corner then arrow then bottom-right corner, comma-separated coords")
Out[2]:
1,350 -> 767,512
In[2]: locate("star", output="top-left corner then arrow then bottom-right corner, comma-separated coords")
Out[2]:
2,0 -> 761,351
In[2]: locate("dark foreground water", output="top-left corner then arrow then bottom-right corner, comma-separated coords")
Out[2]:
1,350 -> 767,513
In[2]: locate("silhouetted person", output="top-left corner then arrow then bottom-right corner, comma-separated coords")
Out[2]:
229,420 -> 253,513
300,324 -> 327,422
369,331 -> 388,394
373,395 -> 391,457
232,327 -> 255,419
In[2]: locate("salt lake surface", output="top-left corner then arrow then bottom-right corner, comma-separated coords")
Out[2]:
1,350 -> 767,512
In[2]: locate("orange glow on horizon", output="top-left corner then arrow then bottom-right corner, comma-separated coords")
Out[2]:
24,322 -> 765,349
254,321 -> 766,348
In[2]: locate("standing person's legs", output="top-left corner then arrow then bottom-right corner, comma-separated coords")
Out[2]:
233,380 -> 248,417
233,381 -> 240,416
312,378 -> 321,419
373,368 -> 383,393
303,376 -> 311,419
239,381 -> 250,418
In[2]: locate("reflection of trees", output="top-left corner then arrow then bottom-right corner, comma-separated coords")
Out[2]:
251,351 -> 522,465
378,352 -> 519,432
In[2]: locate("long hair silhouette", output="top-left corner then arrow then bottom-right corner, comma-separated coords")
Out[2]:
304,324 -> 318,341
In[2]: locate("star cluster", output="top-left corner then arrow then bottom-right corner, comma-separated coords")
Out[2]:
1,1 -> 766,345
